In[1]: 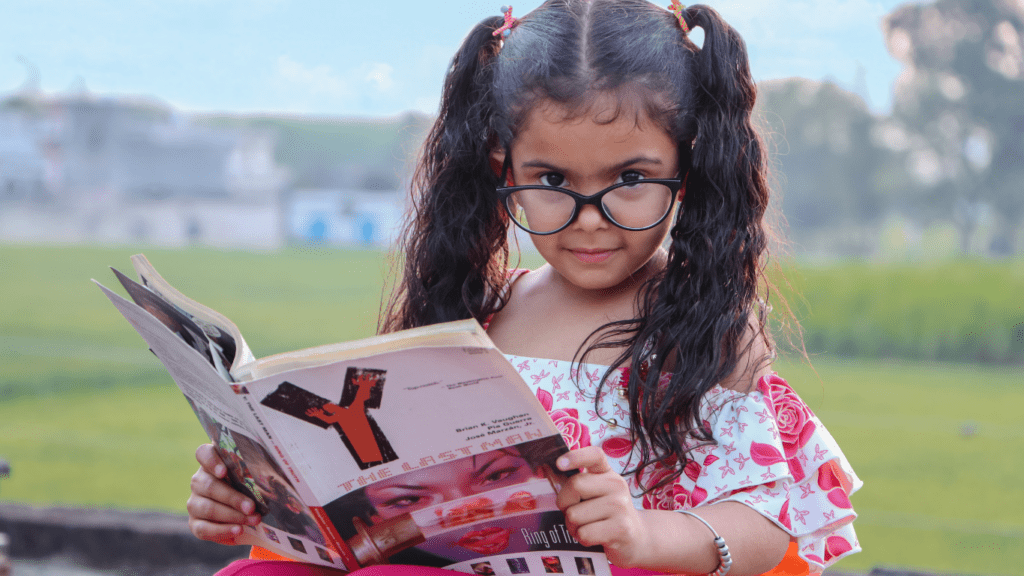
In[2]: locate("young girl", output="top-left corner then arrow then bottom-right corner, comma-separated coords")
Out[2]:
186,1 -> 861,575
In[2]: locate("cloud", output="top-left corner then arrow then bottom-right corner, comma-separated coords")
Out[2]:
363,62 -> 394,92
274,55 -> 351,98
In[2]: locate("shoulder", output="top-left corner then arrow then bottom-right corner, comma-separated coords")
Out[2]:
716,312 -> 774,393
482,267 -> 535,331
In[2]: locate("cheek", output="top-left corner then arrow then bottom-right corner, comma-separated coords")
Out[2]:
525,234 -> 559,259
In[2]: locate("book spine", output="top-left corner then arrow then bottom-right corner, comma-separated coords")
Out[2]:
310,506 -> 360,570
240,393 -> 306,488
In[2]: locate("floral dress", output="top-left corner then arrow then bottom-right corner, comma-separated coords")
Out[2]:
504,353 -> 862,575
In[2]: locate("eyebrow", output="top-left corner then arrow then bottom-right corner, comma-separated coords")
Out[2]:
378,484 -> 432,491
519,156 -> 664,173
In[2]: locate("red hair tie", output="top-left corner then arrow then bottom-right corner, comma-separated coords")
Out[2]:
493,5 -> 518,37
668,0 -> 690,33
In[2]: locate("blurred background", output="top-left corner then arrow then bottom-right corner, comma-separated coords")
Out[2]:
0,0 -> 1021,575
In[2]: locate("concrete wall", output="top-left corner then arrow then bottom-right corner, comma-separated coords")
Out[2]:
0,503 -> 245,575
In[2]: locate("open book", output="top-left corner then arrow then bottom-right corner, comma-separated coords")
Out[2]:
96,255 -> 608,576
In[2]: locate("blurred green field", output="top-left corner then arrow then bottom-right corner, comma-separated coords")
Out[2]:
0,245 -> 1021,575
769,260 -> 1024,364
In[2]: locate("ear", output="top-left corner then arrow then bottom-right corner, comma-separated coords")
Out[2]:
490,149 -> 513,186
677,172 -> 688,201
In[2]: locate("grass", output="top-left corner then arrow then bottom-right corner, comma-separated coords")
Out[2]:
779,357 -> 1024,574
0,245 -> 1020,575
768,259 -> 1024,364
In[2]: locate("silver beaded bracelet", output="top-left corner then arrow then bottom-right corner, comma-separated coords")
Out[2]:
679,510 -> 733,576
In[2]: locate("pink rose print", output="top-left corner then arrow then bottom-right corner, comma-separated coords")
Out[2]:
817,459 -> 852,492
536,389 -> 553,411
551,408 -> 591,450
673,483 -> 708,508
778,499 -> 792,530
827,488 -> 852,509
601,436 -> 633,459
618,367 -> 632,388
758,376 -> 817,482
683,459 -> 702,482
823,536 -> 853,562
681,454 -> 718,482
817,459 -> 853,509
641,465 -> 676,511
749,442 -> 786,466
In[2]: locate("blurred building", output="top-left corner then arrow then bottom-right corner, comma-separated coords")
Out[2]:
0,94 -> 289,249
0,110 -> 48,205
287,188 -> 403,247
0,93 -> 414,251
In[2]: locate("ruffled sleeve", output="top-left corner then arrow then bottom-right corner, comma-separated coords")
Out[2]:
639,373 -> 862,573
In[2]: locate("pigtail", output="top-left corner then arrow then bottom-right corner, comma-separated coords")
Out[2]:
618,4 -> 773,490
381,17 -> 512,333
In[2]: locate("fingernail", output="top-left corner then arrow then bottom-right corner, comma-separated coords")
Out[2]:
557,457 -> 569,470
241,500 -> 254,514
231,525 -> 242,535
215,465 -> 226,477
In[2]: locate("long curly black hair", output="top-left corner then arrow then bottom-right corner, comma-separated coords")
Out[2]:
381,0 -> 776,491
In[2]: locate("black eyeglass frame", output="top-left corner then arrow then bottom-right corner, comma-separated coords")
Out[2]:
496,166 -> 684,235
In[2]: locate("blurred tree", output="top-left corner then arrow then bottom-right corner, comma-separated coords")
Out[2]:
755,78 -> 897,253
884,0 -> 1024,255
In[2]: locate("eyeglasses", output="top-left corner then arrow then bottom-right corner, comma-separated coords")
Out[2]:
498,179 -> 682,235
496,169 -> 682,235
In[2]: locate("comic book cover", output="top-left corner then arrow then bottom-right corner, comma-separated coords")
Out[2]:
240,346 -> 608,575
96,257 -> 613,575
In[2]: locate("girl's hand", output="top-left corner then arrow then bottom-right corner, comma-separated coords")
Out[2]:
186,443 -> 261,545
555,447 -> 653,568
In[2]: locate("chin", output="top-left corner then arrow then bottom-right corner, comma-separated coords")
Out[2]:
560,265 -> 631,291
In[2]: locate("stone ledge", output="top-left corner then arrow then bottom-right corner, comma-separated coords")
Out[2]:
0,503 -> 246,572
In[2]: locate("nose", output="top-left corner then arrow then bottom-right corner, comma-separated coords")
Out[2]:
440,486 -> 471,501
572,202 -> 609,231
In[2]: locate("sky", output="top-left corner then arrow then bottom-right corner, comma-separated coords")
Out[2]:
1,0 -> 923,118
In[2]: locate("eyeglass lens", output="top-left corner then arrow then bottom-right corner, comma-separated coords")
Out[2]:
506,182 -> 674,233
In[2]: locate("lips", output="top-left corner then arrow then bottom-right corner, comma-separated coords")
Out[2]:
571,248 -> 616,263
454,526 -> 513,555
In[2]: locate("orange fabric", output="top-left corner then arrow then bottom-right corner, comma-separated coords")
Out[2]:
249,545 -> 295,561
760,542 -> 813,576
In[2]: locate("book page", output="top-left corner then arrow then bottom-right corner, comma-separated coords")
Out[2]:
238,319 -> 494,381
129,254 -> 257,375
95,282 -> 341,566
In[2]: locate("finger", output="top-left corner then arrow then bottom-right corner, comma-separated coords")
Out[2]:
555,480 -> 582,510
187,493 -> 261,526
188,517 -> 245,545
566,470 -> 631,502
195,444 -> 228,478
191,467 -> 257,515
557,447 -> 613,474
574,517 -> 623,549
563,498 -> 612,531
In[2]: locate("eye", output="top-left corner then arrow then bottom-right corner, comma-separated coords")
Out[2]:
618,170 -> 646,186
480,467 -> 517,485
381,494 -> 424,509
540,173 -> 565,187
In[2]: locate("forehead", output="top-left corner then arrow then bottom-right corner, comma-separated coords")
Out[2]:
512,95 -> 677,163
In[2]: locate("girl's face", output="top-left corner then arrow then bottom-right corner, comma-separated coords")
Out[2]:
364,449 -> 540,520
500,96 -> 682,293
